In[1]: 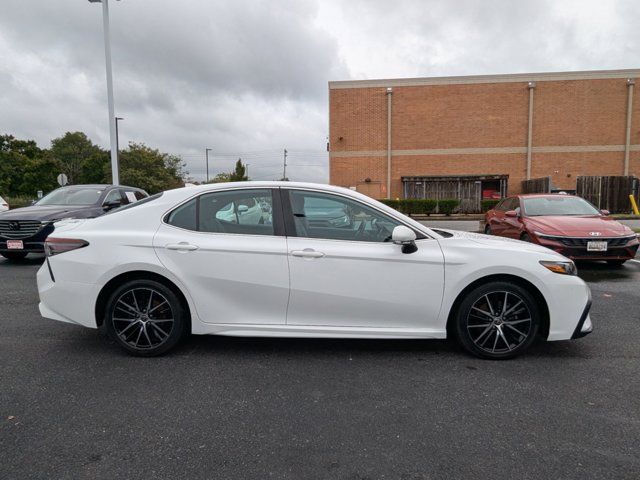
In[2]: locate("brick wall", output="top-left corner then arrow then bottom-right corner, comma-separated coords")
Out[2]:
329,71 -> 640,199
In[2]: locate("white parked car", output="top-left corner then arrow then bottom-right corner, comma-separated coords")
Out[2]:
0,196 -> 8,212
37,182 -> 592,359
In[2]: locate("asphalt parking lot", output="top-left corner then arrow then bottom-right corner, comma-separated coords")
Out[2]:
1,254 -> 640,480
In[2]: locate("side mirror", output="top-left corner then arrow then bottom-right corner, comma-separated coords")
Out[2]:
600,209 -> 610,216
237,204 -> 249,214
392,225 -> 418,254
505,210 -> 518,217
103,200 -> 121,211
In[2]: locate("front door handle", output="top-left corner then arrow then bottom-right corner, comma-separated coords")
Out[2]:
291,249 -> 325,259
165,242 -> 199,252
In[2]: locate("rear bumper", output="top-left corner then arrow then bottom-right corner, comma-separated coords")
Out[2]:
36,263 -> 98,328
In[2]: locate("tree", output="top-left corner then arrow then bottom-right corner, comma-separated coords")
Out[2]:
207,172 -> 231,183
50,132 -> 105,184
117,142 -> 185,194
0,134 -> 59,197
229,158 -> 248,181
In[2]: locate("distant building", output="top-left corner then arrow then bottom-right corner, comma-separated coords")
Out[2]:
329,69 -> 639,211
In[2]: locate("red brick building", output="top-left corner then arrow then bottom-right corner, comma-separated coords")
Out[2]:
329,69 -> 639,210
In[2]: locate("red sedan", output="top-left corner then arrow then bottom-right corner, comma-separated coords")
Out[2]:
484,194 -> 639,265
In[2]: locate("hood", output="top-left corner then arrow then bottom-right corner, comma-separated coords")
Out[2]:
524,215 -> 632,237
0,204 -> 99,222
435,228 -> 566,258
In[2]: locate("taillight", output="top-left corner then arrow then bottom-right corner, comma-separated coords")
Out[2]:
45,237 -> 89,256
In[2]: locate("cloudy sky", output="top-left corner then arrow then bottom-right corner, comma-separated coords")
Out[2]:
1,0 -> 638,182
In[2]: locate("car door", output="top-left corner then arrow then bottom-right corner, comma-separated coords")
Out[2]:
502,197 -> 523,239
153,188 -> 289,325
490,198 -> 512,236
282,188 -> 445,330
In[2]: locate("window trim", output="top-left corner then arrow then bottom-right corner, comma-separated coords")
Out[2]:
162,187 -> 284,237
280,188 -> 429,243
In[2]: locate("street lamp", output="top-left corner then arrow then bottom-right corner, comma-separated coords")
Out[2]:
205,148 -> 212,182
89,0 -> 120,185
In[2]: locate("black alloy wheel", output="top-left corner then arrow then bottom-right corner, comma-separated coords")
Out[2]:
104,279 -> 187,356
455,281 -> 541,359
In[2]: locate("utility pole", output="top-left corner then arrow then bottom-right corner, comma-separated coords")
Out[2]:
115,117 -> 123,171
89,0 -> 120,185
283,148 -> 288,181
205,148 -> 212,182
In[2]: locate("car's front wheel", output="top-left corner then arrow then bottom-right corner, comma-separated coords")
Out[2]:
104,279 -> 188,356
454,281 -> 541,359
1,251 -> 28,261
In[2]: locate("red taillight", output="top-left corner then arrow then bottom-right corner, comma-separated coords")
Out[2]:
45,237 -> 89,256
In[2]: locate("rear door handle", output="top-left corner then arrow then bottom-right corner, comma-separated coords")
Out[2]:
291,249 -> 325,259
165,242 -> 199,252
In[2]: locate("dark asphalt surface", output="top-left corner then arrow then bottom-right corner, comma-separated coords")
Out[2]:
1,255 -> 640,480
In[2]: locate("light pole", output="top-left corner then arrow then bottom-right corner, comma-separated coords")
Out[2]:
89,0 -> 120,185
115,117 -> 123,174
205,148 -> 212,182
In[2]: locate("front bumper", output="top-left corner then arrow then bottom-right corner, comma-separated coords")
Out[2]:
0,223 -> 54,253
534,234 -> 639,261
571,299 -> 593,339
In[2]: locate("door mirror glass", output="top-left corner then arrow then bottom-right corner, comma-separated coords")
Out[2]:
237,204 -> 249,214
600,209 -> 610,216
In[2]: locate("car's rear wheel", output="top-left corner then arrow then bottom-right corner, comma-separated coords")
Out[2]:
104,279 -> 188,356
454,281 -> 541,359
606,259 -> 627,266
1,251 -> 28,261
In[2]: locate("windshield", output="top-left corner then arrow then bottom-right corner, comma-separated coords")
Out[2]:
37,187 -> 104,206
523,196 -> 600,216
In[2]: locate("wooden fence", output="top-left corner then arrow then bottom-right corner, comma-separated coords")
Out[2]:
576,176 -> 639,213
521,176 -> 551,194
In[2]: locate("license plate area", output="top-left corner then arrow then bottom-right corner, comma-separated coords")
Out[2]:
7,240 -> 24,250
587,240 -> 608,252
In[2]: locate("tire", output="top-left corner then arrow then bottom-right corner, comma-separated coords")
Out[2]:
521,233 -> 532,242
1,251 -> 28,261
606,259 -> 627,266
104,279 -> 188,356
484,225 -> 491,235
454,281 -> 541,360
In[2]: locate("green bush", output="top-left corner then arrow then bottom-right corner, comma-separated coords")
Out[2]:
481,199 -> 500,212
379,198 -> 438,215
4,196 -> 35,209
437,199 -> 460,215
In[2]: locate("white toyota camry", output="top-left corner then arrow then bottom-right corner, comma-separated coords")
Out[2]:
37,182 -> 593,359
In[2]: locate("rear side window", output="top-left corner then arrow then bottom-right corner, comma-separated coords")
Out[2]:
166,198 -> 197,230
165,189 -> 275,236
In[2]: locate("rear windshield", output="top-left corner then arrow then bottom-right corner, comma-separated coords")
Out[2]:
105,192 -> 164,215
37,187 -> 104,206
523,196 -> 600,216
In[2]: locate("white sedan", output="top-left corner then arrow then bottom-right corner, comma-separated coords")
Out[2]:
37,182 -> 593,359
0,196 -> 8,212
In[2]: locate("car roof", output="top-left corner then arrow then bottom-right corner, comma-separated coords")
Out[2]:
57,184 -> 144,191
513,193 -> 579,199
173,181 -> 358,196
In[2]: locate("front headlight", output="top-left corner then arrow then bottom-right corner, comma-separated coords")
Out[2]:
539,260 -> 578,276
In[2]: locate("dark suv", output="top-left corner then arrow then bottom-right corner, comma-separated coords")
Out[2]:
0,184 -> 148,261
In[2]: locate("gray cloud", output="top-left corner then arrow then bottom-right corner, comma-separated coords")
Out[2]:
1,0 -> 638,182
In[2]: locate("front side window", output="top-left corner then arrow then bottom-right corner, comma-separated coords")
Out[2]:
165,189 -> 274,236
288,190 -> 403,242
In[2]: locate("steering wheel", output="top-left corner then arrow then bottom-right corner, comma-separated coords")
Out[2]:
354,218 -> 367,240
